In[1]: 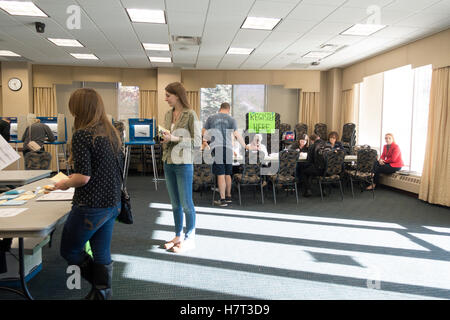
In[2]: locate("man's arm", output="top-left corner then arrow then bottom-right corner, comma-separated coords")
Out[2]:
233,130 -> 250,151
44,124 -> 56,142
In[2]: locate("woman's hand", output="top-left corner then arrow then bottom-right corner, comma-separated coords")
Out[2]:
379,159 -> 385,165
161,131 -> 171,144
54,179 -> 70,191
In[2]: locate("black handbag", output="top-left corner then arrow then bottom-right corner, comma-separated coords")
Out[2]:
116,152 -> 133,224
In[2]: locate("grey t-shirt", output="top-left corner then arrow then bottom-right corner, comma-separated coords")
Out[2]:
204,113 -> 237,149
21,122 -> 56,151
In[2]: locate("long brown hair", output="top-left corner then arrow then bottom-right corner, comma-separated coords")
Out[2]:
68,88 -> 121,159
165,82 -> 191,109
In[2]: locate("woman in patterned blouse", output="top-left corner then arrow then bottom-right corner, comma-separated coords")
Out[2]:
55,88 -> 123,300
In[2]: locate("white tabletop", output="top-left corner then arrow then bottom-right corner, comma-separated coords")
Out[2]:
0,170 -> 52,186
0,178 -> 71,238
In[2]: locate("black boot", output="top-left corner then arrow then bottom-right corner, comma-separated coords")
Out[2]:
86,262 -> 113,300
76,253 -> 96,300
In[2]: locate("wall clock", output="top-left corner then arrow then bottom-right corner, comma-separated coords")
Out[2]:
8,77 -> 22,91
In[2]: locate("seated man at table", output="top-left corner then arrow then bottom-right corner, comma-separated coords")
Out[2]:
299,134 -> 327,197
21,119 -> 56,157
250,133 -> 268,158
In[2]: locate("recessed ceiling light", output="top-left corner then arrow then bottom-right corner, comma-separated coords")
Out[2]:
48,38 -> 84,47
241,16 -> 281,31
127,8 -> 165,24
341,23 -> 386,36
0,1 -> 47,17
70,53 -> 99,60
302,51 -> 333,59
227,47 -> 254,55
149,57 -> 172,63
143,43 -> 170,51
0,50 -> 21,57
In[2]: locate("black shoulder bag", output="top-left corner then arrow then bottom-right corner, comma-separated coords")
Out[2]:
116,151 -> 133,224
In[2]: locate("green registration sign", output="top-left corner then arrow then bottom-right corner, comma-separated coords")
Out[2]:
248,112 -> 276,134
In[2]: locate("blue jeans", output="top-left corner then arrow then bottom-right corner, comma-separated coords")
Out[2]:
164,163 -> 196,240
60,203 -> 120,265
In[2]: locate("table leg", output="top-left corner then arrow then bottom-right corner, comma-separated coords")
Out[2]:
15,143 -> 20,169
18,238 -> 33,300
55,145 -> 60,173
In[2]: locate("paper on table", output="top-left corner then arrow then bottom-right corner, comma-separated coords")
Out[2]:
50,172 -> 69,183
36,191 -> 74,201
0,208 -> 28,218
16,194 -> 36,201
0,135 -> 21,170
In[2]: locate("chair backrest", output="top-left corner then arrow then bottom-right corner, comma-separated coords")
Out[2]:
278,149 -> 300,178
356,148 -> 377,173
193,151 -> 214,186
241,150 -> 265,184
25,151 -> 51,170
294,123 -> 308,138
342,123 -> 356,144
324,149 -> 345,176
314,123 -> 328,140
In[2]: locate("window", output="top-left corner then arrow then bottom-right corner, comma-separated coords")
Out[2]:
200,84 -> 266,130
358,64 -> 432,174
118,82 -> 139,121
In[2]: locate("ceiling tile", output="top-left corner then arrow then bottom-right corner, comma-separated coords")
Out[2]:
287,3 -> 339,21
249,1 -> 299,18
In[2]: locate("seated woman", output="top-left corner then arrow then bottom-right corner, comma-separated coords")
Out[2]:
326,131 -> 344,151
367,133 -> 403,190
289,133 -> 309,153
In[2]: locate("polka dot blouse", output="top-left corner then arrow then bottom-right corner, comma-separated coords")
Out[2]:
71,128 -> 122,208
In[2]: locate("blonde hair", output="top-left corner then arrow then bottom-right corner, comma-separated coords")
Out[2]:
385,133 -> 395,143
68,88 -> 121,161
165,82 -> 191,109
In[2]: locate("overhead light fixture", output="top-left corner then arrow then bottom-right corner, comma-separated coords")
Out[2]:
0,50 -> 21,57
48,38 -> 84,47
340,23 -> 386,36
0,1 -> 47,17
70,53 -> 99,60
127,8 -> 165,24
143,43 -> 170,51
241,16 -> 281,31
302,51 -> 333,59
227,47 -> 254,55
149,57 -> 172,63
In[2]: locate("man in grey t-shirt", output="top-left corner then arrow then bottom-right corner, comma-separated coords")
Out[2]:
21,119 -> 56,156
203,102 -> 250,206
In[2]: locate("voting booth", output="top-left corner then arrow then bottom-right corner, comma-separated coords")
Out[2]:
36,114 -> 70,173
123,118 -> 158,190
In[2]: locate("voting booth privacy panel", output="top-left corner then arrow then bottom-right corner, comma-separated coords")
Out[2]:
245,112 -> 280,152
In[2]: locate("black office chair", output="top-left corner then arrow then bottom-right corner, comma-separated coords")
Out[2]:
342,123 -> 356,154
317,149 -> 345,201
233,150 -> 265,205
294,123 -> 308,140
314,123 -> 328,141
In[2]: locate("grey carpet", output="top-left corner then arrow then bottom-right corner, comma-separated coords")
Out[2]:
1,174 -> 449,300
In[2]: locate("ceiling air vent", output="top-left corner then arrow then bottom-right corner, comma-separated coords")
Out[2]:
286,63 -> 310,69
171,35 -> 201,46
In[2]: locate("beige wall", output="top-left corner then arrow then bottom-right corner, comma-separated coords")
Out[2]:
267,85 -> 298,130
181,69 -> 321,92
342,28 -> 450,90
1,61 -> 33,117
157,67 -> 181,122
33,65 -> 157,90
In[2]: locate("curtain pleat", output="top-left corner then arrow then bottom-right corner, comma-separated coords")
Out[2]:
419,66 -> 450,207
139,90 -> 157,119
187,91 -> 200,118
339,88 -> 355,137
299,91 -> 319,136
33,86 -> 58,171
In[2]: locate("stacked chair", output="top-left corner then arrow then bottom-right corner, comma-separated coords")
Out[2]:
341,123 -> 356,154
314,123 -> 328,140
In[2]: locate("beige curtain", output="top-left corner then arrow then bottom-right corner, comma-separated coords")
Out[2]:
139,90 -> 157,118
419,66 -> 450,207
339,88 -> 355,137
33,86 -> 58,171
187,91 -> 200,118
0,85 -> 3,115
298,91 -> 319,136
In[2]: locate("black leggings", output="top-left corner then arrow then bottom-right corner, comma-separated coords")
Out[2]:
373,162 -> 401,185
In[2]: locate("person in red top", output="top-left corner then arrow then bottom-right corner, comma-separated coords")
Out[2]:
367,133 -> 404,190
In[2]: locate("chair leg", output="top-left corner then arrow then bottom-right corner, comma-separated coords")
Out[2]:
294,183 -> 299,204
350,177 -> 355,198
212,182 -> 216,206
319,181 -> 323,201
339,180 -> 344,201
238,183 -> 242,206
371,178 -> 375,199
260,182 -> 264,204
272,182 -> 276,205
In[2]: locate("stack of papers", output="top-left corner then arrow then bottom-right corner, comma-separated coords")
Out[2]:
0,208 -> 28,218
0,200 -> 27,206
37,188 -> 74,201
